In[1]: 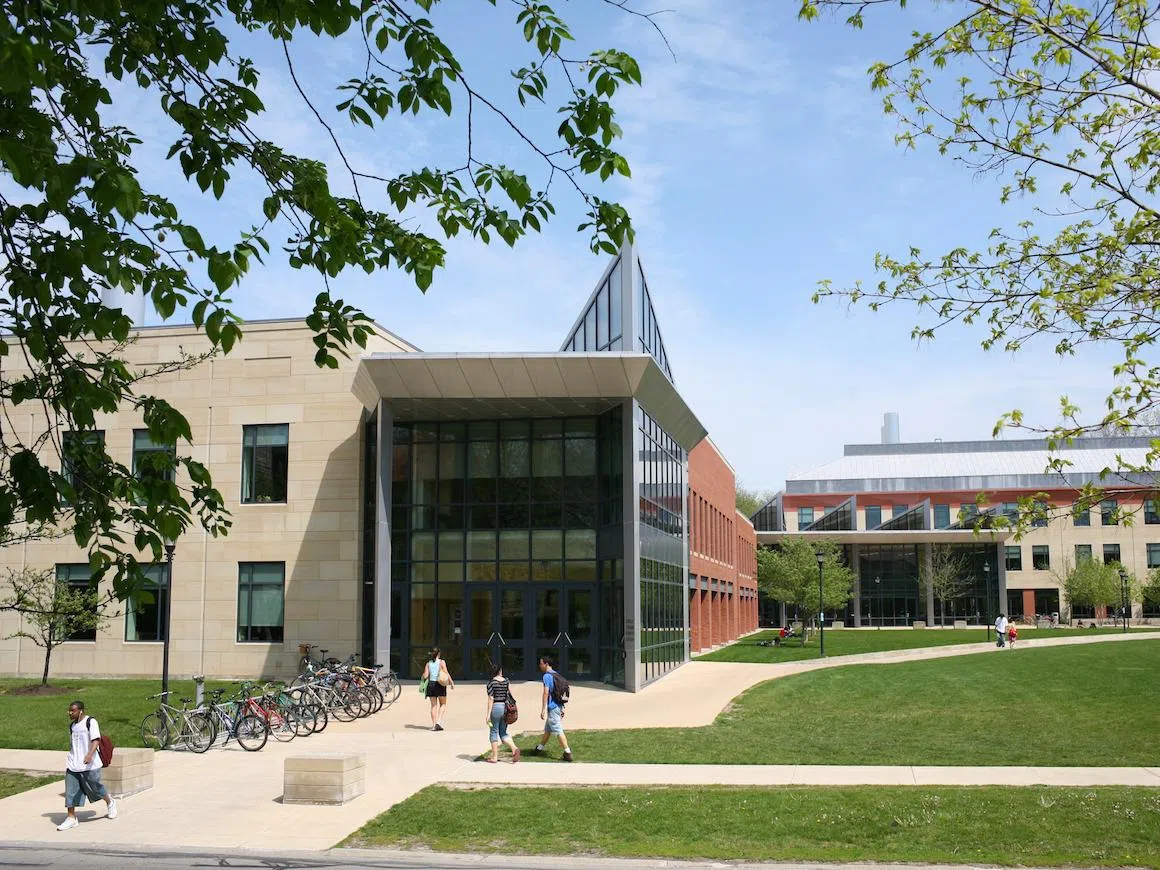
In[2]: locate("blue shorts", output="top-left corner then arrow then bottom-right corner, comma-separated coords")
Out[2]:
544,706 -> 565,735
65,769 -> 108,808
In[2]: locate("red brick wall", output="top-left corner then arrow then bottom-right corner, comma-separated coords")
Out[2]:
687,439 -> 759,652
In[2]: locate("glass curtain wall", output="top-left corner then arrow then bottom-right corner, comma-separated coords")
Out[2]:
858,544 -> 921,626
636,405 -> 687,683
389,414 -> 624,683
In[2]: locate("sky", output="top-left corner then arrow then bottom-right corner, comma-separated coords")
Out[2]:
115,0 -> 1127,496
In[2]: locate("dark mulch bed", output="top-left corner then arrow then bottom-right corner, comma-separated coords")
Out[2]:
4,684 -> 73,696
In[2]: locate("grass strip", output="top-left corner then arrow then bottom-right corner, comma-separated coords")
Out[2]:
0,677 -> 239,751
530,639 -> 1160,765
344,784 -> 1160,867
696,626 -> 1160,662
0,770 -> 57,800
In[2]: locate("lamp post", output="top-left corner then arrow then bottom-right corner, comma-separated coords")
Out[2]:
161,538 -> 176,697
815,550 -> 825,658
1119,568 -> 1130,634
982,561 -> 992,642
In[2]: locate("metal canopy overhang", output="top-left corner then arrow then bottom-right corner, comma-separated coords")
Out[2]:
352,352 -> 708,451
757,529 -> 1013,545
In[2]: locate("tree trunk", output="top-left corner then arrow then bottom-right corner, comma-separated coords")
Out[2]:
41,641 -> 53,686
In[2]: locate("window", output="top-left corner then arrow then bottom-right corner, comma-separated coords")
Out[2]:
892,504 -> 909,518
241,424 -> 289,504
133,429 -> 175,484
1147,544 -> 1160,569
1030,500 -> 1049,528
1075,544 -> 1093,563
797,507 -> 814,529
864,505 -> 882,528
959,503 -> 979,523
126,564 -> 168,642
62,430 -> 105,503
54,564 -> 98,641
1005,546 -> 1023,572
1147,500 -> 1160,525
1073,504 -> 1091,527
238,562 -> 285,642
1032,545 -> 1050,570
1103,543 -> 1121,566
933,504 -> 951,529
1101,499 -> 1118,526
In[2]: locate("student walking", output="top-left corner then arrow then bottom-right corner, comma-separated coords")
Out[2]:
533,655 -> 573,762
995,613 -> 1008,648
483,664 -> 521,763
423,648 -> 454,731
1007,622 -> 1018,648
58,700 -> 117,830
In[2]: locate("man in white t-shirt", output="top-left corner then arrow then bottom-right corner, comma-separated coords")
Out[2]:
995,613 -> 1008,648
58,700 -> 117,830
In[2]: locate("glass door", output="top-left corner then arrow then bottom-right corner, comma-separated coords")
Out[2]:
530,584 -> 597,680
464,585 -> 497,679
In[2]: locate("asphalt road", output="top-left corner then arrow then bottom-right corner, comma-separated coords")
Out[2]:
0,844 -> 989,870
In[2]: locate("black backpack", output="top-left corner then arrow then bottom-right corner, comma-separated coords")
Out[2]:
549,671 -> 570,707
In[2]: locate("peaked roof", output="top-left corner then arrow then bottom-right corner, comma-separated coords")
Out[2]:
559,241 -> 674,383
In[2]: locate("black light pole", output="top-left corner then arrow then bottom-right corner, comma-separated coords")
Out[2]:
161,539 -> 176,697
982,561 -> 991,642
815,550 -> 825,658
1119,568 -> 1130,634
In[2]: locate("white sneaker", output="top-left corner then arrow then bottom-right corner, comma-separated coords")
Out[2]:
57,816 -> 78,831
107,799 -> 118,819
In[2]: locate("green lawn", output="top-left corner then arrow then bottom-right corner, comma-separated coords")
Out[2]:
0,770 -> 56,800
696,625 -> 1160,662
524,638 -> 1160,765
345,784 -> 1160,867
0,677 -> 234,751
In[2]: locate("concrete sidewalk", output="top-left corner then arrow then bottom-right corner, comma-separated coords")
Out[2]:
0,631 -> 1156,852
447,762 -> 1160,788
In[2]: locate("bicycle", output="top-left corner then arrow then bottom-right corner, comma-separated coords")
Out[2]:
139,691 -> 214,753
203,686 -> 270,751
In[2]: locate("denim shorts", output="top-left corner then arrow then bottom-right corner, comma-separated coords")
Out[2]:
65,768 -> 108,808
544,706 -> 565,735
488,702 -> 508,743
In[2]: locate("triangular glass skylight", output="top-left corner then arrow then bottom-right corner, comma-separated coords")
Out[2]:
560,243 -> 675,384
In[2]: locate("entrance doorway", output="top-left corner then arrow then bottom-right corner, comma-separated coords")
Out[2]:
464,584 -> 597,680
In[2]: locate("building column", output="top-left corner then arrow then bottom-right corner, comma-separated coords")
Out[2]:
851,544 -> 862,628
922,543 -> 935,625
373,401 -> 395,671
1022,588 -> 1035,620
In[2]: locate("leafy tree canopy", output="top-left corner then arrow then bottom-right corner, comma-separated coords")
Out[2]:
736,483 -> 776,520
800,0 -> 1160,522
0,0 -> 648,599
757,537 -> 853,617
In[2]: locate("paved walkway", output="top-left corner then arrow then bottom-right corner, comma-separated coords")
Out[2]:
0,632 -> 1155,852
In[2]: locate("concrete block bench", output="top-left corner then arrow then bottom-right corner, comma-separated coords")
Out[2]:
283,753 -> 366,805
104,748 -> 153,798
912,620 -> 926,629
953,619 -> 968,629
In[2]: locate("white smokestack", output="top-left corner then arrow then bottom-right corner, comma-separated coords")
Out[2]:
881,412 -> 900,445
100,286 -> 148,326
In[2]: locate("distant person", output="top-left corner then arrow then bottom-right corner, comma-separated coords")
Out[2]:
533,656 -> 573,762
483,663 -> 520,763
424,647 -> 454,731
1007,622 -> 1018,648
58,700 -> 116,830
995,613 -> 1008,647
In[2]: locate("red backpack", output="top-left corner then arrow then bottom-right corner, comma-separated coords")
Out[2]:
86,717 -> 114,767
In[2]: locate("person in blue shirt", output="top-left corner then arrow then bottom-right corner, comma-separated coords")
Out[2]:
533,655 -> 572,761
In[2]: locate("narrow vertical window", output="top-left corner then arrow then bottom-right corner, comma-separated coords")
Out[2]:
241,424 -> 289,503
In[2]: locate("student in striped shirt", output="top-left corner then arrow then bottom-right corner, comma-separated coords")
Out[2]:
484,664 -> 521,763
